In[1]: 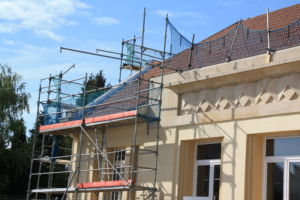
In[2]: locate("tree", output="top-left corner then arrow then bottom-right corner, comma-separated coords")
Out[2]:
0,65 -> 31,195
86,70 -> 108,91
76,70 -> 110,106
0,65 -> 30,148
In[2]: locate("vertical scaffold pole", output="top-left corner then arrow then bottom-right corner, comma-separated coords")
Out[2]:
95,128 -> 101,179
188,34 -> 195,69
94,127 -> 101,199
26,81 -> 42,200
45,74 -> 52,200
46,135 -> 57,200
46,72 -> 62,200
130,35 -> 137,75
266,8 -> 271,53
152,13 -> 168,200
131,7 -> 146,199
56,71 -> 63,122
100,127 -> 106,181
74,73 -> 88,200
101,127 -> 107,181
119,39 -> 125,83
47,74 -> 51,101
35,75 -> 53,200
34,134 -> 45,200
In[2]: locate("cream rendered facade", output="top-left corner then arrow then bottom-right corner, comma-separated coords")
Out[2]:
71,45 -> 300,200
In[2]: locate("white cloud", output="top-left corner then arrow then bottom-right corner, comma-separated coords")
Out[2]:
156,10 -> 206,19
155,10 -> 209,25
217,0 -> 244,7
3,40 -> 16,46
0,23 -> 19,33
94,17 -> 120,26
156,10 -> 174,18
36,30 -> 63,41
0,0 -> 89,41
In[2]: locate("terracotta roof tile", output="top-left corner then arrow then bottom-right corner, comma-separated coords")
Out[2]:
202,4 -> 300,43
91,4 -> 300,116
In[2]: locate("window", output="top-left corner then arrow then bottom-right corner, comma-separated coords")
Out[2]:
266,162 -> 284,200
264,137 -> 300,200
266,137 -> 300,157
111,148 -> 126,200
197,143 -> 221,160
194,143 -> 221,200
196,165 -> 210,196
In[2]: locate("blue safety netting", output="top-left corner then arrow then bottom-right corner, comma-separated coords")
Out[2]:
168,20 -> 192,55
40,77 -> 108,125
40,66 -> 161,126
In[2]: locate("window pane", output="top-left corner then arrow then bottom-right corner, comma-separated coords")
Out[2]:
267,163 -> 284,200
196,166 -> 210,196
266,137 -> 300,156
213,165 -> 220,200
289,162 -> 300,200
197,143 -> 221,160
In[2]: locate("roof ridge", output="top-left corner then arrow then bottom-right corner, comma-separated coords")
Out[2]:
200,3 -> 300,43
243,3 -> 300,21
200,21 -> 240,43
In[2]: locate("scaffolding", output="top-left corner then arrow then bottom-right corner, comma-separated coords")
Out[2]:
26,9 -> 177,200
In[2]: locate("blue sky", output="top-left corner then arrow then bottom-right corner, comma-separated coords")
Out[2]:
0,0 -> 298,131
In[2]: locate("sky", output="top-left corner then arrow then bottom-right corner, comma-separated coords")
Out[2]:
0,0 -> 298,132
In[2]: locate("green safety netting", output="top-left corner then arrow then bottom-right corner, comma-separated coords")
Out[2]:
41,77 -> 108,125
124,40 -> 140,67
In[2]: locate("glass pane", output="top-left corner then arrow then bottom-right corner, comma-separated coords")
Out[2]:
213,165 -> 220,200
197,143 -> 221,160
266,137 -> 300,156
289,162 -> 300,200
196,165 -> 210,196
267,162 -> 284,200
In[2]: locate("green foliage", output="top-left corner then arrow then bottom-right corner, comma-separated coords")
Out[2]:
86,70 -> 108,91
0,139 -> 32,194
0,65 -> 30,148
76,70 -> 110,106
0,64 -> 31,195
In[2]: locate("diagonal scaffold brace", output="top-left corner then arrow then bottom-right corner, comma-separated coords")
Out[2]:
79,125 -> 130,184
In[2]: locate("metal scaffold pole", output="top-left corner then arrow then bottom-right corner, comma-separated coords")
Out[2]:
149,13 -> 169,200
47,71 -> 62,200
74,73 -> 88,200
35,74 -> 53,200
266,8 -> 270,53
119,39 -> 125,83
188,34 -> 195,69
130,7 -> 146,200
26,81 -> 42,200
34,134 -> 45,200
131,35 -> 137,75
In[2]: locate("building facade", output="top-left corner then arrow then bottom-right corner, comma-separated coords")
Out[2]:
27,4 -> 300,200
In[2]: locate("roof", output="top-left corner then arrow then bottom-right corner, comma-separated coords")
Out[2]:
113,3 -> 300,105
202,4 -> 300,43
157,3 -> 300,71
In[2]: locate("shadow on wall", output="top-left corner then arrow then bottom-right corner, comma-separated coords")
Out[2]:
155,107 -> 248,200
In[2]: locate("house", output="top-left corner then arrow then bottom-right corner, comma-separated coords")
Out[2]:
27,4 -> 300,200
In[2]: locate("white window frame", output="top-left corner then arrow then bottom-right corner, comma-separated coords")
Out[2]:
193,142 -> 221,200
111,148 -> 126,200
263,136 -> 300,200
